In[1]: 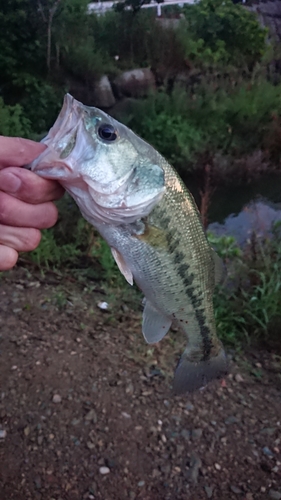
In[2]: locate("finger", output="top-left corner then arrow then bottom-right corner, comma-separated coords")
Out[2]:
0,137 -> 46,168
0,224 -> 41,252
0,192 -> 59,229
0,167 -> 64,203
0,245 -> 18,271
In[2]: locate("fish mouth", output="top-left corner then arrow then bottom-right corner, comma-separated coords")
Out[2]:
32,159 -> 73,180
30,94 -> 86,178
43,94 -> 81,147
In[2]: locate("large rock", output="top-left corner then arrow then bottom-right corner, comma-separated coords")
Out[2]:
112,68 -> 156,98
92,75 -> 116,108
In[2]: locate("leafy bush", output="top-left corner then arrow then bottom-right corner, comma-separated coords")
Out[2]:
11,74 -> 64,134
62,37 -> 116,82
124,79 -> 281,174
0,97 -> 31,137
181,0 -> 267,69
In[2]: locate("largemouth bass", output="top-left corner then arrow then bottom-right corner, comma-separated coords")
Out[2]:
31,94 -> 227,394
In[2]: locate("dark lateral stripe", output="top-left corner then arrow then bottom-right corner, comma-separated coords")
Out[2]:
166,229 -> 212,361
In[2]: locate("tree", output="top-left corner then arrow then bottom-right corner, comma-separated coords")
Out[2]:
182,0 -> 267,69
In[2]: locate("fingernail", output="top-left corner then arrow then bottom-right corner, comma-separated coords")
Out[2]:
0,172 -> 22,193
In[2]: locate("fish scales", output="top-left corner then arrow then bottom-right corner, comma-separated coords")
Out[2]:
98,163 -> 217,354
30,93 -> 228,394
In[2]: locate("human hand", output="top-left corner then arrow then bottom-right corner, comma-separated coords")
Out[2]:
0,136 -> 64,270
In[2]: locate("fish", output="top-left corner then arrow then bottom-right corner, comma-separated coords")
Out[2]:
30,93 -> 228,394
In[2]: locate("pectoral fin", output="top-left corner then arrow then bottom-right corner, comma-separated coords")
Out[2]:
111,247 -> 133,286
142,300 -> 172,344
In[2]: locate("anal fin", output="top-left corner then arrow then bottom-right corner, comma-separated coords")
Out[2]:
111,247 -> 133,286
142,300 -> 171,344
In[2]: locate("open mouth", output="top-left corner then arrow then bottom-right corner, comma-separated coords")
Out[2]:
31,155 -> 74,180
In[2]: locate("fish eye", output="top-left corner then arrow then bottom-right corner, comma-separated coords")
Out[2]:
98,123 -> 118,142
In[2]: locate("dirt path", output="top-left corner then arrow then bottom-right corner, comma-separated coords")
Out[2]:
0,268 -> 280,500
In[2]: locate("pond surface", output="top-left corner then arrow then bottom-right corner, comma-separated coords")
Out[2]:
187,173 -> 281,244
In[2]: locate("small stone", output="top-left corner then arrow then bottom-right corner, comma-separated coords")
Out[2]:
85,410 -> 97,423
24,426 -> 30,437
214,463 -> 221,471
89,482 -> 97,495
260,427 -> 276,436
230,485 -> 242,494
225,416 -> 239,425
161,464 -> 171,475
52,394 -> 62,404
204,486 -> 213,499
191,428 -> 203,440
0,429 -> 7,439
37,435 -> 44,445
187,454 -> 202,483
235,374 -> 244,383
181,429 -> 190,440
34,476 -> 42,490
99,466 -> 110,475
138,481 -> 145,487
186,402 -> 194,411
121,412 -> 131,419
71,418 -> 80,426
269,491 -> 281,500
125,383 -> 134,395
263,446 -> 274,457
97,301 -> 109,310
245,494 -> 253,500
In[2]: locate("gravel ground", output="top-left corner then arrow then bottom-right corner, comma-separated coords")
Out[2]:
0,268 -> 280,500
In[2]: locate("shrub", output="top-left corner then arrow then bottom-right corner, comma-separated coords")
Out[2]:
123,79 -> 281,175
0,97 -> 31,137
181,0 -> 267,69
210,224 -> 281,348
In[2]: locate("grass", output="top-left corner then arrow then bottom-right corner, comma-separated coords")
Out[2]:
210,222 -> 281,349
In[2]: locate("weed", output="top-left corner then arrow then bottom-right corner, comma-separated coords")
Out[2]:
211,225 -> 281,349
52,290 -> 68,309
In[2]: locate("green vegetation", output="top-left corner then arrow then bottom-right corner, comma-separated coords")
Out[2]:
25,196 -> 127,286
124,80 -> 281,175
0,0 -> 269,141
210,223 -> 281,348
1,0 -> 281,352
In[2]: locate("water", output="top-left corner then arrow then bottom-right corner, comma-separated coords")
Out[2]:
187,173 -> 281,244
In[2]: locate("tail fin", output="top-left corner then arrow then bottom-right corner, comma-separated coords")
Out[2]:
173,345 -> 228,395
